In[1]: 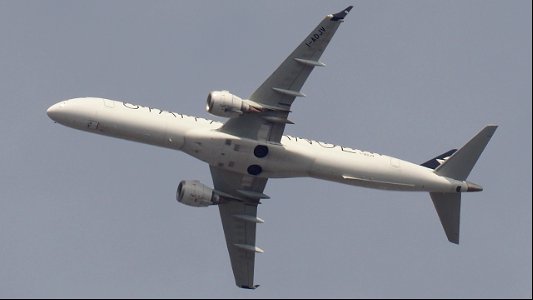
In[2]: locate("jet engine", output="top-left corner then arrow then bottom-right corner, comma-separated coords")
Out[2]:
206,90 -> 260,118
176,180 -> 220,207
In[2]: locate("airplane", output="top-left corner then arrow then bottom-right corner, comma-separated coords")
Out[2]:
47,6 -> 497,289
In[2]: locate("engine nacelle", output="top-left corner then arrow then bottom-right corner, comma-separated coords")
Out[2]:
206,90 -> 259,118
176,180 -> 220,207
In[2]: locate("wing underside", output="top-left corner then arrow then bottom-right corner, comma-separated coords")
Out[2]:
219,202 -> 261,289
210,166 -> 267,289
209,7 -> 353,289
220,6 -> 353,143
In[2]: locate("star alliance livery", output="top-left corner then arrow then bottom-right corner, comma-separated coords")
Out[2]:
47,6 -> 497,289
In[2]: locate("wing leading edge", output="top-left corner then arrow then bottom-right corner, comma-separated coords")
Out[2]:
210,6 -> 354,289
220,6 -> 353,143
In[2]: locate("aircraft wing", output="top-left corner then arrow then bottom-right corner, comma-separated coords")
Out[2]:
220,6 -> 353,142
211,6 -> 353,288
210,166 -> 268,289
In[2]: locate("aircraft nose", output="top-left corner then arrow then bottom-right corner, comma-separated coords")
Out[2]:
47,101 -> 66,122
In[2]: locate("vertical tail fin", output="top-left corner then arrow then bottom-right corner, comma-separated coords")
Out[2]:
434,125 -> 498,181
431,125 -> 497,244
421,149 -> 457,169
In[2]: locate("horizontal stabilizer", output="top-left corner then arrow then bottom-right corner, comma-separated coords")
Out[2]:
430,192 -> 461,244
435,125 -> 497,181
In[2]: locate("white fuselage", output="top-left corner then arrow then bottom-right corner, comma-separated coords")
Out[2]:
47,98 -> 467,193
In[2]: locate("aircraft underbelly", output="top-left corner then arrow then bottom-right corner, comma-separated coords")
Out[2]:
181,130 -> 312,178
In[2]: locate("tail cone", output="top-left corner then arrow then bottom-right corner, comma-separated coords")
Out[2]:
466,182 -> 483,192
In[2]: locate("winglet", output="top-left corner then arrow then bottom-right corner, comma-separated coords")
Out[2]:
330,6 -> 354,21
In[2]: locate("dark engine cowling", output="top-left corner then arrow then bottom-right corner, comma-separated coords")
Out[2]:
176,180 -> 220,207
206,90 -> 260,118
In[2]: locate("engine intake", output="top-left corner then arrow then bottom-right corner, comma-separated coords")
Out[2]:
177,180 -> 220,207
206,90 -> 260,118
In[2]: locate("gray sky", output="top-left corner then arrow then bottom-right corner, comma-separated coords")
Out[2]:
1,1 -> 531,298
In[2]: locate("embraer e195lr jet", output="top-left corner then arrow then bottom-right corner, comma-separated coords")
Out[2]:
47,6 -> 497,289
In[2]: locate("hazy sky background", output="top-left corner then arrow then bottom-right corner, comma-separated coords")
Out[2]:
1,1 -> 531,298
